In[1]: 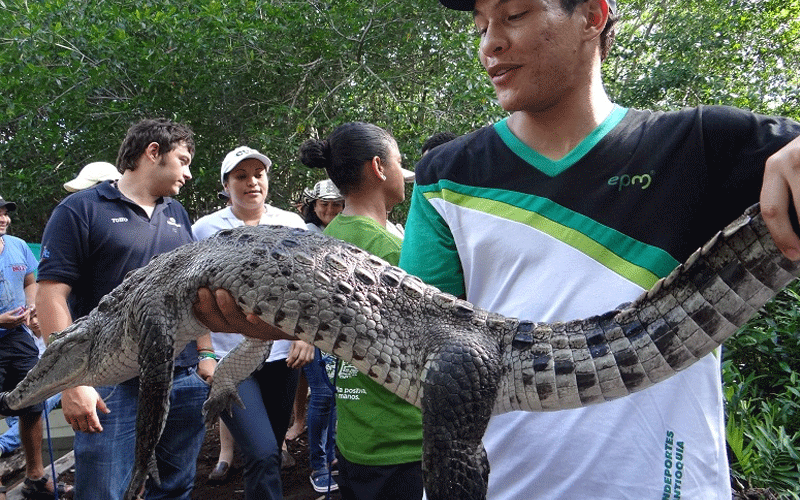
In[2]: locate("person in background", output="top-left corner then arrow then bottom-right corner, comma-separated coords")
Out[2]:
302,179 -> 345,233
1,159 -> 120,463
0,196 -> 72,500
192,146 -> 314,499
420,131 -> 457,157
0,309 -> 62,459
398,0 -> 800,498
283,177 -> 345,477
298,121 -> 423,500
285,181 -> 345,493
36,118 -> 214,500
63,161 -> 121,193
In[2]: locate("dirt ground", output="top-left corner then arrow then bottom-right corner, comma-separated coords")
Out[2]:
191,422 -> 340,500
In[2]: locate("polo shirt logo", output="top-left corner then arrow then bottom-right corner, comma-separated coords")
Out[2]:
167,217 -> 182,228
111,217 -> 128,223
607,171 -> 655,192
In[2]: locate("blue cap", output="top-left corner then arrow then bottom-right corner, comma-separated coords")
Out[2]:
440,0 -> 616,14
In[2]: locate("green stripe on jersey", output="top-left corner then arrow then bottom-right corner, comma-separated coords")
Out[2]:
494,105 -> 628,177
420,181 -> 679,289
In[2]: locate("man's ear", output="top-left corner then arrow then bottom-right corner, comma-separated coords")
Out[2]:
584,0 -> 609,36
145,142 -> 161,162
369,156 -> 386,181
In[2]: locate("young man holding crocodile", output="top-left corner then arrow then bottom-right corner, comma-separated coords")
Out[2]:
195,0 -> 800,498
396,1 -> 800,498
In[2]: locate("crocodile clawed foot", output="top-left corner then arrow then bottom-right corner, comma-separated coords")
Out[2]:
202,387 -> 245,428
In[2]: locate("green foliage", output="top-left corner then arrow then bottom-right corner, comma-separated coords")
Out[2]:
607,0 -> 800,119
2,0 -> 798,241
0,0 -> 498,240
723,284 -> 800,497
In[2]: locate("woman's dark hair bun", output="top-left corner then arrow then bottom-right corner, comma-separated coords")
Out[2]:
299,138 -> 331,170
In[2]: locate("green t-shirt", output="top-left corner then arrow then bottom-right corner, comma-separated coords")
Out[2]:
323,215 -> 423,465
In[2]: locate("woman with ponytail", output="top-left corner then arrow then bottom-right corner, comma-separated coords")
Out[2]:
298,122 -> 424,500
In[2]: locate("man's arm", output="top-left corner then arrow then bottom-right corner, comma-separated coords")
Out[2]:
37,280 -> 109,433
761,135 -> 800,261
21,272 -> 36,330
195,332 -> 216,382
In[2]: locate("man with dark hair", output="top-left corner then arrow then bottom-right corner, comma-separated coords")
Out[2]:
37,118 -> 215,499
0,196 -> 72,500
398,0 -> 800,499
421,132 -> 458,157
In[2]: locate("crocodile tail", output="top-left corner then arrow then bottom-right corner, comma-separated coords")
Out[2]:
507,203 -> 800,411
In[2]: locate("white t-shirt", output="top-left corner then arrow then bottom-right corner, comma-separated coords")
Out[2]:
192,205 -> 306,361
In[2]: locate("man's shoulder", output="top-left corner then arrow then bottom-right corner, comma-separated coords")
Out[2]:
160,196 -> 190,216
2,235 -> 30,252
622,104 -> 797,130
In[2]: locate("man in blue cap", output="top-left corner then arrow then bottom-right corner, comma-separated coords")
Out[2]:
399,0 -> 800,498
192,1 -> 800,497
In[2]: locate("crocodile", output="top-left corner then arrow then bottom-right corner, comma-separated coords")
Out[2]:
0,203 -> 798,500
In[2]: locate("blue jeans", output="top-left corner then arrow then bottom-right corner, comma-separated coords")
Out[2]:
73,367 -> 209,500
303,349 -> 336,472
0,393 -> 61,455
220,360 -> 299,500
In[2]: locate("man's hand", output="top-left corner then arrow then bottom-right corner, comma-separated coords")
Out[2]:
197,357 -> 217,384
761,134 -> 800,261
193,288 -> 294,341
286,341 -> 315,369
0,307 -> 28,330
62,386 -> 110,433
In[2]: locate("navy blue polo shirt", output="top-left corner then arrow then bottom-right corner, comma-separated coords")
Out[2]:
39,180 -> 198,367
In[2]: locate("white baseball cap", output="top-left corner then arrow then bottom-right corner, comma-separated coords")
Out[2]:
401,167 -> 415,183
63,162 -> 121,192
220,146 -> 271,186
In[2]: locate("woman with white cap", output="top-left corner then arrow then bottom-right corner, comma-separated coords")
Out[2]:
192,146 -> 314,500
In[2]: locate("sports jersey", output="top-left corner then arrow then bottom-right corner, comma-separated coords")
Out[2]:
400,105 -> 800,499
324,215 -> 423,465
39,180 -> 198,368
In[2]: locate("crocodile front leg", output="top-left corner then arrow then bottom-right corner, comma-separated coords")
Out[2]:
125,298 -> 178,500
421,331 -> 503,500
203,338 -> 273,427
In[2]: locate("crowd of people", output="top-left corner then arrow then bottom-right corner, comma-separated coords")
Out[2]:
1,0 -> 799,499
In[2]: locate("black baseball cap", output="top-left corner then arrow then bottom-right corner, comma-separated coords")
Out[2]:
0,196 -> 17,212
440,0 -> 616,14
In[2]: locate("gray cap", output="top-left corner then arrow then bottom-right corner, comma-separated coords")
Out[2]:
309,180 -> 344,201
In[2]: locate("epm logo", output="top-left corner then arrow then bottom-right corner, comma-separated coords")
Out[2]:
608,171 -> 655,192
